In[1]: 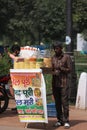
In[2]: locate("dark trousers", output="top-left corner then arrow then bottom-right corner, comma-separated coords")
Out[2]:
53,87 -> 69,123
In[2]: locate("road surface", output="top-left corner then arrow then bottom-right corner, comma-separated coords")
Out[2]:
0,99 -> 87,130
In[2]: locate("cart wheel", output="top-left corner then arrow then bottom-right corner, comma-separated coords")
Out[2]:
0,89 -> 9,113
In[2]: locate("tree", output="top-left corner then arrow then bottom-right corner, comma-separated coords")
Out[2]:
0,0 -> 87,46
30,0 -> 66,43
0,0 -> 66,45
72,0 -> 87,38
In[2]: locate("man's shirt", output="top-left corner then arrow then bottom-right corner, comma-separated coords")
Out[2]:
52,53 -> 72,88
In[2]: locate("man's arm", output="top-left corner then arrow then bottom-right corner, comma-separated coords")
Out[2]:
59,55 -> 72,73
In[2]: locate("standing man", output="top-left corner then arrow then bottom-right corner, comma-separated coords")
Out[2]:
8,44 -> 21,96
52,41 -> 72,129
5,44 -> 20,111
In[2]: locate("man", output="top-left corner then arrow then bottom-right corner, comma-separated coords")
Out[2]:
52,41 -> 72,129
6,44 -> 20,111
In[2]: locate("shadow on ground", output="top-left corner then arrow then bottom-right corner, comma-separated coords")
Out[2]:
0,109 -> 17,118
27,119 -> 56,130
70,119 -> 87,127
27,119 -> 87,130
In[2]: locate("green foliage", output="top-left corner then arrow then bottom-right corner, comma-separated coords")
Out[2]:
44,74 -> 53,103
0,0 -> 87,46
30,0 -> 66,42
74,51 -> 87,82
0,0 -> 66,45
72,0 -> 87,33
82,30 -> 87,41
0,53 -> 12,76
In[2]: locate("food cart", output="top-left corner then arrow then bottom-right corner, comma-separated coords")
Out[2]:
10,46 -> 52,128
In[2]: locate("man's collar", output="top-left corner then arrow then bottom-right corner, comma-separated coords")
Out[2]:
55,52 -> 64,59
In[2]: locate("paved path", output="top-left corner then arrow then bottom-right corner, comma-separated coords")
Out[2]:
0,99 -> 87,130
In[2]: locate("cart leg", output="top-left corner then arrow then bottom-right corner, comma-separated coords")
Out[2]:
43,123 -> 47,129
24,122 -> 28,128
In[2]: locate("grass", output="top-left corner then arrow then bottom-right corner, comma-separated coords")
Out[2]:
74,52 -> 87,80
44,74 -> 53,103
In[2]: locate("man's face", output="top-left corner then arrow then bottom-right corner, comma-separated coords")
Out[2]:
54,47 -> 62,56
14,50 -> 20,56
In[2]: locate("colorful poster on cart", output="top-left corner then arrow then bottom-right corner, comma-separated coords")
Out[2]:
10,69 -> 48,123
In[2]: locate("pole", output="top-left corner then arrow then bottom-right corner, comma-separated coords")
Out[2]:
66,0 -> 77,103
66,0 -> 73,54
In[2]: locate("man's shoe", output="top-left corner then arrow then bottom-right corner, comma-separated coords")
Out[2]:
53,121 -> 63,127
64,122 -> 70,129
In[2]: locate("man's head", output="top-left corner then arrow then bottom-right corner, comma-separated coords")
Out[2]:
11,44 -> 20,56
53,41 -> 63,56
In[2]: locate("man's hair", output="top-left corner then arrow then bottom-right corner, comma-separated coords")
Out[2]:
53,41 -> 63,49
11,44 -> 20,53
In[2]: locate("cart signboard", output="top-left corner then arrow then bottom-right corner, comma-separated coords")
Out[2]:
10,69 -> 48,123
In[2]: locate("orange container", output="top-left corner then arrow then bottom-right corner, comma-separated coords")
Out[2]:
36,58 -> 44,68
14,58 -> 25,69
29,57 -> 36,69
24,58 -> 30,69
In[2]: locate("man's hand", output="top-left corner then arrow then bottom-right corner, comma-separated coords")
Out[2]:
52,69 -> 60,76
